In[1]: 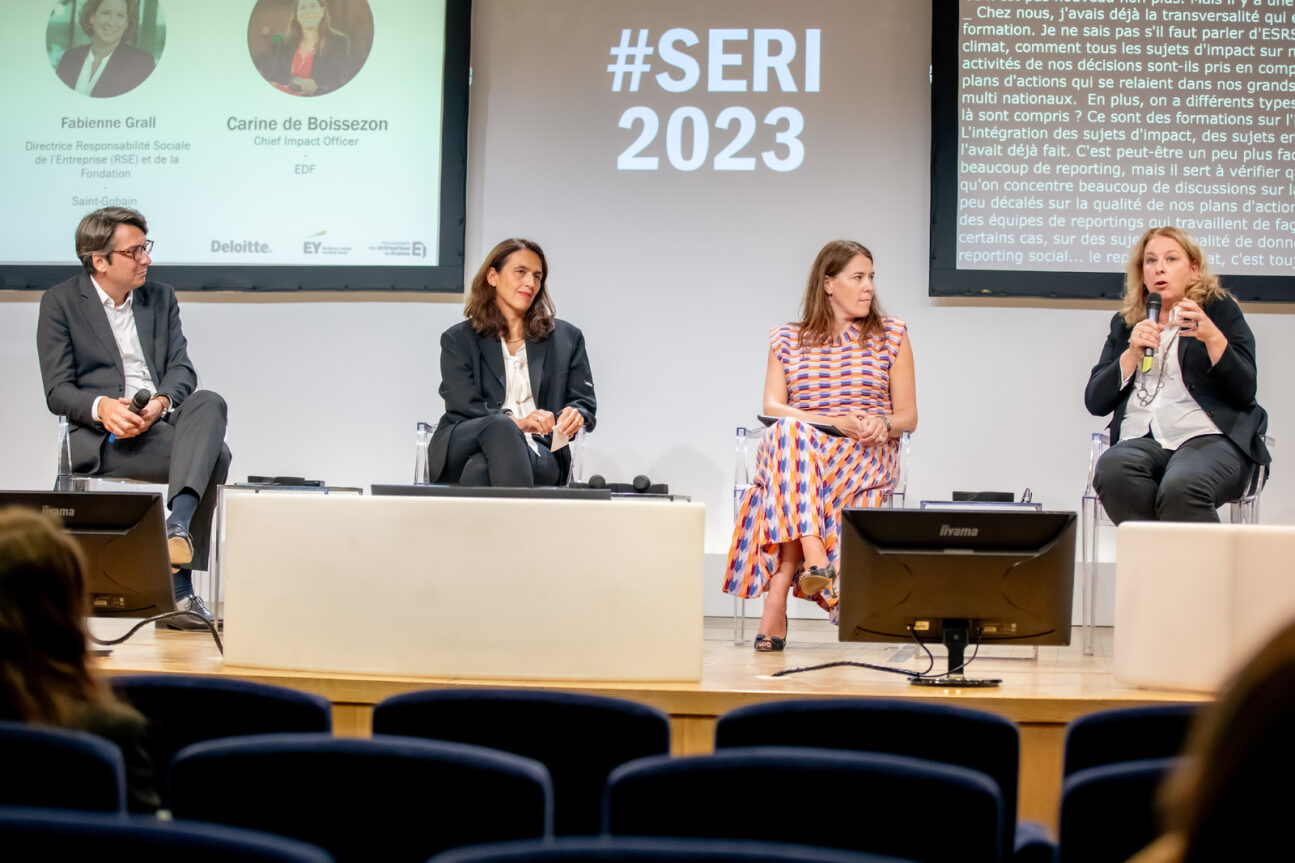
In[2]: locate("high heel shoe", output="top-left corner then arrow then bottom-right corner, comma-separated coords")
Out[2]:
754,613 -> 788,652
797,565 -> 836,597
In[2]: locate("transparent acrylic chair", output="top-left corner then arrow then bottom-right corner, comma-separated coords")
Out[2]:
56,416 -> 165,493
1079,431 -> 1274,655
730,423 -> 912,644
413,420 -> 587,485
55,416 -> 225,599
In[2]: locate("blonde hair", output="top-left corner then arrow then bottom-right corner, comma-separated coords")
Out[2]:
1119,226 -> 1229,326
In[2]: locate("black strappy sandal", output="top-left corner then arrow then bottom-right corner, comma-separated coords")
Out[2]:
753,613 -> 788,652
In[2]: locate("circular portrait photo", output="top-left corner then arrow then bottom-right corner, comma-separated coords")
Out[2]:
247,0 -> 374,97
47,0 -> 166,98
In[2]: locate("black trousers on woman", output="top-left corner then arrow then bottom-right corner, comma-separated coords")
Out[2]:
435,413 -> 559,487
1093,433 -> 1251,524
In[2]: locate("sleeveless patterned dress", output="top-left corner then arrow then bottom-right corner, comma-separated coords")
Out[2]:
723,318 -> 906,618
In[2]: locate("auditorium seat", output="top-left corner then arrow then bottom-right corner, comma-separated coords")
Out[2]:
715,698 -> 1052,862
111,674 -> 332,801
169,733 -> 551,862
0,808 -> 332,862
1063,704 -> 1198,777
1058,757 -> 1178,863
604,747 -> 1001,863
372,688 -> 670,836
430,835 -> 917,862
0,720 -> 124,812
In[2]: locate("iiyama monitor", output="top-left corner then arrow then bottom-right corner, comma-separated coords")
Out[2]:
0,490 -> 174,618
838,508 -> 1076,686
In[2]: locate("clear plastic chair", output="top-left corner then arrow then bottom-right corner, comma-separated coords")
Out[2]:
56,415 -> 165,494
414,420 -> 587,485
57,416 -> 232,606
1080,431 -> 1273,655
731,423 -> 912,644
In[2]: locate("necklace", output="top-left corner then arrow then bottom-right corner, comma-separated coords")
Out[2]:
1134,328 -> 1180,407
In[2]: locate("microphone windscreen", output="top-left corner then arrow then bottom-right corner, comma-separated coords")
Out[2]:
632,475 -> 651,492
130,389 -> 152,412
588,474 -> 606,489
1145,293 -> 1161,321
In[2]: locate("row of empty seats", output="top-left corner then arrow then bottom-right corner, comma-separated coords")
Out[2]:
1,677 -> 1199,862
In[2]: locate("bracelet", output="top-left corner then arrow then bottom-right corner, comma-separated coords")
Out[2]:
880,415 -> 893,433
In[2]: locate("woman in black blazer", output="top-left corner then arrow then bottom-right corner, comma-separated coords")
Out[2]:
428,239 -> 597,487
1084,226 -> 1269,523
54,0 -> 156,98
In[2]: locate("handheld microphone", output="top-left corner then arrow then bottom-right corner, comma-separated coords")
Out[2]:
1141,293 -> 1162,374
128,389 -> 152,414
108,389 -> 153,442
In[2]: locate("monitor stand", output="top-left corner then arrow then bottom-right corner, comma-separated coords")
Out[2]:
910,619 -> 1001,688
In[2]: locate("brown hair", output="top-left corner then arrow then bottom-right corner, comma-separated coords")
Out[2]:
287,0 -> 345,53
463,238 -> 556,341
797,240 -> 886,346
1157,619 -> 1295,861
78,0 -> 141,46
0,507 -> 118,725
75,206 -> 147,273
1119,226 -> 1229,326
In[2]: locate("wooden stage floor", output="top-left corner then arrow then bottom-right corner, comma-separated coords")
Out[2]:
89,617 -> 1208,831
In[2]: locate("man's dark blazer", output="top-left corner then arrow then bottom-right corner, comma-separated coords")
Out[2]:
1084,295 -> 1270,466
55,42 -> 156,98
428,319 -> 597,484
37,274 -> 197,475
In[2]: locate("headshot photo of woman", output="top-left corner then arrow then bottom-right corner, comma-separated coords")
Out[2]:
50,0 -> 164,98
249,0 -> 373,97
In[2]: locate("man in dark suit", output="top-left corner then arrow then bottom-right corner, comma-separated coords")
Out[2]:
37,207 -> 230,629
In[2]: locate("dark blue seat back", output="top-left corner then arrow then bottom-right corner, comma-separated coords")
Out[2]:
430,835 -> 916,862
1058,757 -> 1177,863
169,733 -> 551,863
0,807 -> 333,862
110,674 -> 333,780
0,720 -> 124,812
716,698 -> 1020,853
1062,705 -> 1197,777
605,747 -> 1001,863
373,688 -> 669,836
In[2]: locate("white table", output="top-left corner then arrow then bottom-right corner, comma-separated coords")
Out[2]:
220,493 -> 705,681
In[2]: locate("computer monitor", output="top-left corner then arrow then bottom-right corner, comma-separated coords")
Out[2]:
0,490 -> 174,618
838,508 -> 1076,687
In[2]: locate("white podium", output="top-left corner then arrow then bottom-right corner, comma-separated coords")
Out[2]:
1114,522 -> 1295,692
221,493 -> 705,681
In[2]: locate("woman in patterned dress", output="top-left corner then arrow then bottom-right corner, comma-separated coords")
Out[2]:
724,240 -> 917,651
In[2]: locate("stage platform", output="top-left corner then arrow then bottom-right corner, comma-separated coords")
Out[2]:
88,617 -> 1207,832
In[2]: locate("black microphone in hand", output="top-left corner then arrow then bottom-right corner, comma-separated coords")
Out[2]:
107,389 -> 152,442
1141,293 -> 1161,373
